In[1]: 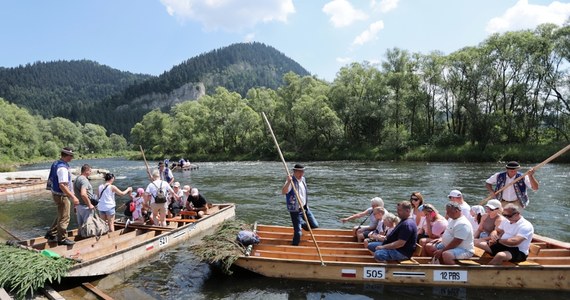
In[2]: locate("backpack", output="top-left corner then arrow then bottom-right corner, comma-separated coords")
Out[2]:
79,212 -> 109,238
124,199 -> 136,217
153,182 -> 167,203
236,230 -> 260,247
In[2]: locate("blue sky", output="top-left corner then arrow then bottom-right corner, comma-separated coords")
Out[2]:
1,0 -> 570,82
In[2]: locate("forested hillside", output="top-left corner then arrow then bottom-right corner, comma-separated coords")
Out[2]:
0,43 -> 310,137
0,60 -> 152,121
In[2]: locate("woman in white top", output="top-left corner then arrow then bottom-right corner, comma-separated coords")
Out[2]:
98,173 -> 132,232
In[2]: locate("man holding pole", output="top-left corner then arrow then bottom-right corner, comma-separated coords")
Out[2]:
281,164 -> 319,246
485,161 -> 539,209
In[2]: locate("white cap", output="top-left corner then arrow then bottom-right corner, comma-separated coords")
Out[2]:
485,199 -> 502,210
448,190 -> 462,198
191,188 -> 199,197
173,182 -> 180,187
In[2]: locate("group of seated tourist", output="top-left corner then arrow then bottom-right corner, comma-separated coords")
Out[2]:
341,190 -> 534,265
127,179 -> 209,226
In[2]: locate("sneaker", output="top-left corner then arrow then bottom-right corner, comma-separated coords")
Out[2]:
58,239 -> 75,246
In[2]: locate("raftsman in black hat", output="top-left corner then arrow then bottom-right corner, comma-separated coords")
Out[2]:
292,164 -> 305,171
505,161 -> 521,169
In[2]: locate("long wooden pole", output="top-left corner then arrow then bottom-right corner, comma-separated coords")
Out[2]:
480,143 -> 570,205
139,145 -> 153,182
0,223 -> 21,241
261,112 -> 325,266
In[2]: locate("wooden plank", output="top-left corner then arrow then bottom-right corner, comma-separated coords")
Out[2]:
40,285 -> 65,300
0,287 -> 12,300
82,282 -> 114,300
252,249 -> 376,263
165,218 -> 198,223
537,249 -> 570,257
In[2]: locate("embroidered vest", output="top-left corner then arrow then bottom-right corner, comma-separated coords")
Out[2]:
47,160 -> 70,195
495,171 -> 529,207
285,177 -> 307,212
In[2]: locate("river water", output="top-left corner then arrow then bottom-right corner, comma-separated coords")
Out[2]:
2,158 -> 570,299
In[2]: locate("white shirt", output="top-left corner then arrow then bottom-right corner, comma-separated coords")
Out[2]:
56,167 -> 71,190
486,172 -> 532,201
146,179 -> 172,205
498,216 -> 534,255
286,176 -> 306,206
441,215 -> 474,252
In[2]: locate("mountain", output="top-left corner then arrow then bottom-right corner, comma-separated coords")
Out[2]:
0,60 -> 153,121
0,42 -> 310,137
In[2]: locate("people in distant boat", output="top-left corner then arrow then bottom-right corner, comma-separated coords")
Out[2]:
477,204 -> 534,265
417,203 -> 448,254
186,188 -> 208,218
45,147 -> 80,246
98,173 -> 132,232
131,188 -> 147,225
168,182 -> 184,217
281,164 -> 319,246
370,201 -> 417,262
485,161 -> 539,209
146,170 -> 179,226
158,161 -> 174,185
469,205 -> 485,232
447,189 -> 472,221
425,202 -> 474,265
410,192 -> 425,227
363,206 -> 386,250
340,197 -> 385,242
474,199 -> 505,245
73,164 -> 97,229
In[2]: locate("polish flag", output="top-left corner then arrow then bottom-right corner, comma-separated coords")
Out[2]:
146,243 -> 154,251
341,269 -> 356,278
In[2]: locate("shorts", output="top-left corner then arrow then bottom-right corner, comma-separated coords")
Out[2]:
435,242 -> 473,259
479,232 -> 490,239
99,208 -> 116,216
490,243 -> 528,262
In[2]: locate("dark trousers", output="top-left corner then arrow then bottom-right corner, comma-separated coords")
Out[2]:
289,207 -> 319,245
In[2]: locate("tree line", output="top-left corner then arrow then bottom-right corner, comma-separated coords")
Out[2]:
0,98 -> 128,165
131,23 -> 570,161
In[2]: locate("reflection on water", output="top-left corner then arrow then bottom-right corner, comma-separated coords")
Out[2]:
2,158 -> 570,299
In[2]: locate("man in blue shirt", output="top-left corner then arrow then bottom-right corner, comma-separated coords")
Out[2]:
372,200 -> 417,261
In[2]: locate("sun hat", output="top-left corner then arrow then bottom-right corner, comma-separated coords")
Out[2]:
448,190 -> 462,198
485,199 -> 502,210
61,147 -> 74,156
292,164 -> 305,171
506,161 -> 521,169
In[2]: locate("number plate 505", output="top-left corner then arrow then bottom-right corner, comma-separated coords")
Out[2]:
363,267 -> 386,279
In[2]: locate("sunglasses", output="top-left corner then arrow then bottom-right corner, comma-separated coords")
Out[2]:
502,212 -> 518,218
410,197 -> 419,201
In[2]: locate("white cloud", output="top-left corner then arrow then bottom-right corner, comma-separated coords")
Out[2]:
160,0 -> 295,31
486,0 -> 570,33
370,0 -> 400,13
244,33 -> 255,42
336,57 -> 353,64
323,0 -> 368,28
352,20 -> 384,46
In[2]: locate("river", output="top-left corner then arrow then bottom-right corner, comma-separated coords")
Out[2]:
2,158 -> 570,299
